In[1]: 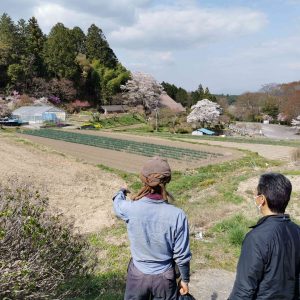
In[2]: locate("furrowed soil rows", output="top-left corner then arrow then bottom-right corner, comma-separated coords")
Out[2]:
20,129 -> 242,171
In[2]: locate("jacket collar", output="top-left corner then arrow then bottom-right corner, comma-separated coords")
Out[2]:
250,214 -> 290,229
140,197 -> 167,204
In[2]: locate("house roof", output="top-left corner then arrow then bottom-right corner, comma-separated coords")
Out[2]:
101,105 -> 129,112
159,93 -> 185,113
12,105 -> 64,116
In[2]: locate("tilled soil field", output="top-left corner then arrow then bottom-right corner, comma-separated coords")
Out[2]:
0,134 -> 123,233
19,129 -> 243,172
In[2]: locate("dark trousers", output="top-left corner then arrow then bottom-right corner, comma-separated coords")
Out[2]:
125,260 -> 177,300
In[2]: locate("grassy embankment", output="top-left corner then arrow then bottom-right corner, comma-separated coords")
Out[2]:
74,150 -> 282,299
75,113 -> 146,129
115,125 -> 300,147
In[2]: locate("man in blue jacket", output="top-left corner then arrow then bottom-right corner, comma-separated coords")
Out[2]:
113,156 -> 191,300
229,173 -> 300,299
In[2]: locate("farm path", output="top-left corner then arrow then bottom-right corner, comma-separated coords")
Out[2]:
19,130 -> 242,172
189,268 -> 235,299
181,138 -> 294,161
0,134 -> 123,233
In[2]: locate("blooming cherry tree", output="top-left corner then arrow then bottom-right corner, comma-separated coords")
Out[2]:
121,72 -> 163,113
187,99 -> 222,126
291,115 -> 300,131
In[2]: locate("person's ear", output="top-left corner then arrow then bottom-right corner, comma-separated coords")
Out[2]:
260,194 -> 267,206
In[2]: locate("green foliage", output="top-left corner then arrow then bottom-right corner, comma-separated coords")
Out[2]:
0,13 -> 17,66
161,81 -> 179,99
72,26 -> 86,54
262,97 -> 279,118
7,63 -> 23,82
0,179 -> 97,299
0,14 -> 125,106
211,214 -> 254,246
92,60 -> 130,104
44,23 -> 79,79
86,24 -> 117,69
26,17 -> 45,77
91,113 -> 144,128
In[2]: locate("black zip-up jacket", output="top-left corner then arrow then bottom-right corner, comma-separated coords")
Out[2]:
229,214 -> 300,299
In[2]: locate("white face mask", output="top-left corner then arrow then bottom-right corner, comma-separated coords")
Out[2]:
254,195 -> 263,213
255,203 -> 262,213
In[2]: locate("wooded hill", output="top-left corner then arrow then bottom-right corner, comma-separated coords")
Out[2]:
0,13 -> 130,106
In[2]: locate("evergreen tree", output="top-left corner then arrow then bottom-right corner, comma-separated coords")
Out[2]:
204,87 -> 210,96
161,81 -> 178,99
0,13 -> 18,87
26,17 -> 45,77
86,24 -> 118,68
175,88 -> 189,107
197,84 -> 204,99
71,26 -> 86,54
44,23 -> 79,79
0,14 -> 18,65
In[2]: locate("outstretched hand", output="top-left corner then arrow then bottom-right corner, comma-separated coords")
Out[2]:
121,184 -> 131,195
179,280 -> 189,295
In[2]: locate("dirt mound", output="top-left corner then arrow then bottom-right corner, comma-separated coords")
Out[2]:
0,135 -> 123,233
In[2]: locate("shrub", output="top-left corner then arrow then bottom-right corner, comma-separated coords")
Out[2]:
0,179 -> 96,299
173,123 -> 193,134
212,214 -> 253,246
291,148 -> 300,163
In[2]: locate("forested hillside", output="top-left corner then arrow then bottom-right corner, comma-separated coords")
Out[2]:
0,13 -> 130,106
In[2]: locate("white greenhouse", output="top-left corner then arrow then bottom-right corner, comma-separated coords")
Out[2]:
12,106 -> 66,124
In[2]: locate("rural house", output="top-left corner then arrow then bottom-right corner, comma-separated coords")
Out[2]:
100,105 -> 129,115
159,93 -> 185,113
12,105 -> 66,124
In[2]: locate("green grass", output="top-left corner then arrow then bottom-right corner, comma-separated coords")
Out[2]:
65,223 -> 129,300
95,113 -> 145,129
283,170 -> 300,176
116,127 -> 300,148
210,214 -> 255,247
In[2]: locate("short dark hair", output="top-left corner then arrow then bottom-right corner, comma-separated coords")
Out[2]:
257,173 -> 292,213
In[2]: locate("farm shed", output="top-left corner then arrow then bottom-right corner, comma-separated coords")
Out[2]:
100,105 -> 129,115
12,105 -> 66,124
192,128 -> 215,136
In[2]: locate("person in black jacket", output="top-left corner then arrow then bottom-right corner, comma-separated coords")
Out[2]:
229,173 -> 300,300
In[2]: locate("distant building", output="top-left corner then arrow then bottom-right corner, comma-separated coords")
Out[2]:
159,93 -> 185,113
100,105 -> 129,115
192,128 -> 215,136
12,105 -> 66,124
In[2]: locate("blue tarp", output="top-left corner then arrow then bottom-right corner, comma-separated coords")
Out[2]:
197,128 -> 215,135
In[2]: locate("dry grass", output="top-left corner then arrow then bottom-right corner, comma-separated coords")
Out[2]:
291,148 -> 300,162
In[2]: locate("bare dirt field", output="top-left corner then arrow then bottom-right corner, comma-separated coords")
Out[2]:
19,130 -> 243,172
0,134 -> 123,233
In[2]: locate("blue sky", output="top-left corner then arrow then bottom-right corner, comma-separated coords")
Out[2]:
1,0 -> 300,94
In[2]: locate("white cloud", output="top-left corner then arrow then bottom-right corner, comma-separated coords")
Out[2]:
110,6 -> 267,50
33,2 -> 121,33
123,49 -> 175,72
